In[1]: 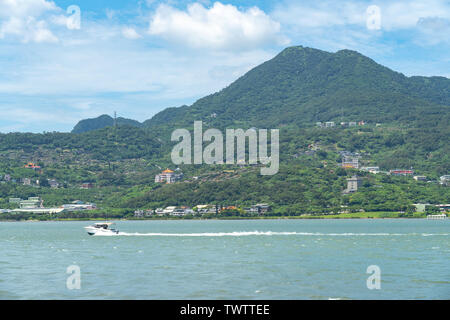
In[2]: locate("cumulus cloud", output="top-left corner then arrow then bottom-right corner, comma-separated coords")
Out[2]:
148,2 -> 288,50
0,0 -> 57,18
0,0 -> 59,42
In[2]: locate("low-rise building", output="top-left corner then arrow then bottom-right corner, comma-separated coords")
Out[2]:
155,169 -> 183,184
435,204 -> 450,212
195,204 -> 217,214
80,182 -> 94,189
413,175 -> 427,181
361,166 -> 380,174
390,169 -> 414,176
171,208 -> 186,216
19,197 -> 43,209
342,157 -> 359,169
413,203 -> 430,213
48,179 -> 60,188
245,204 -> 271,214
163,206 -> 177,214
134,210 -> 144,218
413,203 -> 449,213
440,175 -> 450,185
62,201 -> 96,211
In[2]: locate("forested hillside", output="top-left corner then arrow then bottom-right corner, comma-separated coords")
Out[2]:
0,45 -> 448,219
144,46 -> 450,130
72,114 -> 143,133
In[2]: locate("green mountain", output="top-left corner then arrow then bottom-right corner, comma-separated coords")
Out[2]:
144,46 -> 449,130
72,114 -> 142,133
1,45 -> 449,219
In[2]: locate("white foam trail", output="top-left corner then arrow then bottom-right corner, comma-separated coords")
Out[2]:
93,231 -> 449,237
96,231 -> 298,237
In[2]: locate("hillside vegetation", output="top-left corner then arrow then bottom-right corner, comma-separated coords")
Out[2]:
0,45 -> 449,219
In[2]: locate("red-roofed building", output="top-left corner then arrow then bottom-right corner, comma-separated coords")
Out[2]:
389,169 -> 414,176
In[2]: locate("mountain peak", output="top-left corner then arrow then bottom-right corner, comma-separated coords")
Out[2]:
144,45 -> 449,129
71,114 -> 142,133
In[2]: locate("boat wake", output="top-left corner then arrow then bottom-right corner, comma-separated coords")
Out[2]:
92,231 -> 449,237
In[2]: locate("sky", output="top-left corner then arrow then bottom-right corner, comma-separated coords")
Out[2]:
0,0 -> 449,133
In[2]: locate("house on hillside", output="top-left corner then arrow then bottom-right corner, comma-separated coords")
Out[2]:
155,169 -> 183,184
245,204 -> 271,214
343,176 -> 363,194
24,162 -> 41,170
361,166 -> 380,174
389,169 -> 414,176
19,197 -> 43,209
81,182 -> 94,189
48,179 -> 60,188
342,157 -> 359,169
440,175 -> 450,185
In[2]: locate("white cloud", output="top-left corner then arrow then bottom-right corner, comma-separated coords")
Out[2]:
380,0 -> 450,30
0,0 -> 59,42
273,0 -> 450,31
122,27 -> 142,39
0,0 -> 447,133
416,17 -> 450,45
271,0 -> 450,54
149,2 -> 288,50
273,1 -> 365,29
0,0 -> 57,18
0,17 -> 276,132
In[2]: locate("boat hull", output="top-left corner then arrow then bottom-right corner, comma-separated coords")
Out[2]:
84,226 -> 119,236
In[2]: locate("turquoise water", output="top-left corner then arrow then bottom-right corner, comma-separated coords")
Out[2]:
0,219 -> 449,300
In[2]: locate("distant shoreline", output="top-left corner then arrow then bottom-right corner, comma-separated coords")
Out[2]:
0,213 -> 431,222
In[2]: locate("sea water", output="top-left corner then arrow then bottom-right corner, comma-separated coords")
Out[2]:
0,219 -> 448,299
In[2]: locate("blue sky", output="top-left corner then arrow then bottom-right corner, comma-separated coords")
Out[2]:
0,0 -> 449,133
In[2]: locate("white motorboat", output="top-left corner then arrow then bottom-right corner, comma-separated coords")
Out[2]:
84,222 -> 119,235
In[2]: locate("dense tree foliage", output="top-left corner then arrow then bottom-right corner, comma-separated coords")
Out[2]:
0,46 -> 449,220
71,114 -> 143,133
